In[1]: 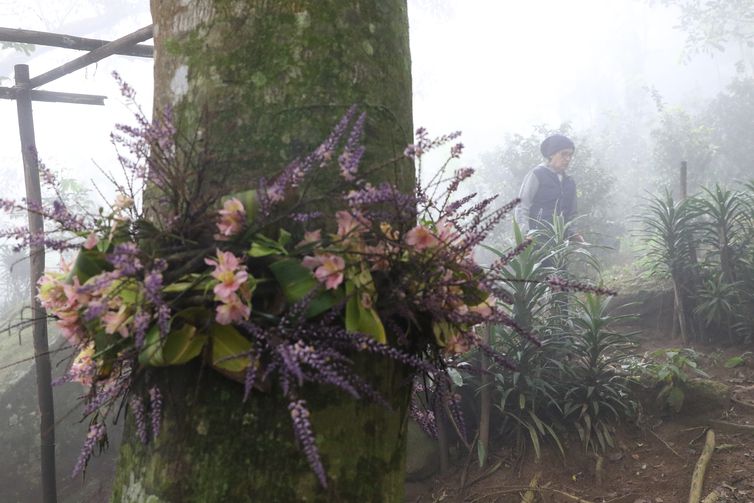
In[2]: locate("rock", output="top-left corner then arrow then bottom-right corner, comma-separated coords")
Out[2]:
684,378 -> 731,415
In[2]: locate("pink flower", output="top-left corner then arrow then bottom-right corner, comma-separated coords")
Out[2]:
296,229 -> 322,248
83,232 -> 99,250
212,268 -> 249,301
405,225 -> 439,251
336,210 -> 367,238
57,311 -> 84,345
436,219 -> 459,244
70,343 -> 97,387
302,253 -> 345,290
37,273 -> 67,311
205,249 -> 242,271
215,293 -> 251,325
469,295 -> 497,319
205,250 -> 248,301
444,333 -> 471,355
216,198 -> 246,238
103,305 -> 130,337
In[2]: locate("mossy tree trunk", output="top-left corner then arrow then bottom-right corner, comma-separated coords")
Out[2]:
110,1 -> 414,501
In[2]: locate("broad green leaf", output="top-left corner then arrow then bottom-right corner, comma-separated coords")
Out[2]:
269,258 -> 342,317
139,325 -> 165,366
345,282 -> 386,343
667,386 -> 685,413
249,234 -> 288,257
210,324 -> 252,373
161,324 -> 207,365
69,249 -> 107,283
174,307 -> 213,328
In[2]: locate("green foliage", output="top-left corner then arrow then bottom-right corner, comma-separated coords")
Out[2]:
654,0 -> 754,71
561,295 -> 638,453
723,352 -> 752,368
640,348 -> 709,413
640,180 -> 754,342
467,223 -> 638,459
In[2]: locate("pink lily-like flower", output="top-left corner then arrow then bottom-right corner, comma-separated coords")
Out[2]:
205,250 -> 248,301
215,293 -> 251,325
83,232 -> 99,250
444,333 -> 472,355
70,343 -> 97,387
405,225 -> 439,251
216,198 -> 246,238
103,305 -> 130,338
56,310 -> 84,345
435,219 -> 459,244
469,295 -> 497,318
296,229 -> 322,248
336,210 -> 367,238
302,253 -> 346,290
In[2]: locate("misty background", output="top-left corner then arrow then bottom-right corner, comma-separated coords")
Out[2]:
0,0 -> 753,500
0,0 -> 749,334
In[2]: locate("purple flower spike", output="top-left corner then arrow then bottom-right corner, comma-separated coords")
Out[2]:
149,386 -> 163,439
289,400 -> 327,488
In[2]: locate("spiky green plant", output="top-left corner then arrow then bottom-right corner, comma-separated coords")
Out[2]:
640,190 -> 700,341
560,294 -> 637,453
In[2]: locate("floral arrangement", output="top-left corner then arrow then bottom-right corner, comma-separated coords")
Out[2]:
3,79 -> 591,485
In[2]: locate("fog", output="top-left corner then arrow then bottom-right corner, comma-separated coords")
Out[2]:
0,1 -> 745,219
1,0 -> 753,500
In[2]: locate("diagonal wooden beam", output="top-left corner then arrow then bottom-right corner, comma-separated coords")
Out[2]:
27,25 -> 153,89
0,27 -> 153,58
0,86 -> 105,105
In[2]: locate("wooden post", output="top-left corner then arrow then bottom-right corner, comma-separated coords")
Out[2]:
14,64 -> 57,503
478,323 -> 492,467
681,160 -> 688,200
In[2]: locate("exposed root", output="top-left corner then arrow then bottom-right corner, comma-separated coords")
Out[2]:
688,429 -> 715,503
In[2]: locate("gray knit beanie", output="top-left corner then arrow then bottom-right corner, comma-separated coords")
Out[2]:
540,134 -> 575,158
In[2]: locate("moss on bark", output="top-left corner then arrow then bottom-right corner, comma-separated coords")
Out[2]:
111,1 -> 414,501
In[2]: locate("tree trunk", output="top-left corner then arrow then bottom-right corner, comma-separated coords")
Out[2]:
111,1 -> 414,501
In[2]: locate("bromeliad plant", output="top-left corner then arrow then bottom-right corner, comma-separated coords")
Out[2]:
7,92 -> 542,484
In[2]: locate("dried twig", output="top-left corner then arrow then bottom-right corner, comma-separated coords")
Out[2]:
650,428 -> 684,459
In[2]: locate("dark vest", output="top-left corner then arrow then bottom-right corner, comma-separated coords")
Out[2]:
529,165 -> 576,229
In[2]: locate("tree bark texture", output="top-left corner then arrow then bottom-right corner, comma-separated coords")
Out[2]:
111,1 -> 414,502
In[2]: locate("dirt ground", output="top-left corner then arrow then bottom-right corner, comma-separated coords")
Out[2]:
406,330 -> 754,503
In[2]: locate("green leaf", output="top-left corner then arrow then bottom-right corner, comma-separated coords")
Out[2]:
447,368 -> 464,387
269,258 -> 342,318
249,234 -> 288,257
477,440 -> 487,468
724,356 -> 746,368
162,276 -> 214,293
161,324 -> 207,365
666,386 -> 685,413
345,281 -> 386,343
139,325 -> 165,366
69,249 -> 107,283
210,324 -> 252,373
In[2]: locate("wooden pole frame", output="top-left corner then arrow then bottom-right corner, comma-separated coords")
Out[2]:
14,63 -> 58,503
0,27 -> 153,58
0,24 -> 154,503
